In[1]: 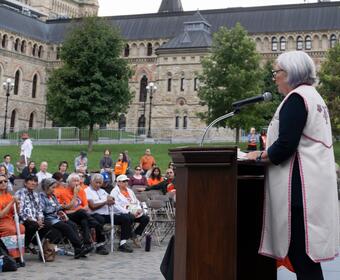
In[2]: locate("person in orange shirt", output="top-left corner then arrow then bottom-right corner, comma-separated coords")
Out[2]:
55,173 -> 105,253
139,148 -> 156,174
114,152 -> 128,177
147,167 -> 163,187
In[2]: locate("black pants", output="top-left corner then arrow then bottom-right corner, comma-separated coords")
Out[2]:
52,220 -> 82,249
67,209 -> 102,244
129,214 -> 150,236
23,220 -> 60,247
92,213 -> 133,241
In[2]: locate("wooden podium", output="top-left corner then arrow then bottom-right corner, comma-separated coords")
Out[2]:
169,147 -> 276,280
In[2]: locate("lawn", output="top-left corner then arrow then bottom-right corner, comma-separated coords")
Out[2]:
0,142 -> 338,175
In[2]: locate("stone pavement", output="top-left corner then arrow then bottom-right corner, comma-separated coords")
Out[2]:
7,240 -> 167,280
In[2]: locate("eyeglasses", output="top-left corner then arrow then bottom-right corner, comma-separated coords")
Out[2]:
0,180 -> 8,184
166,172 -> 174,174
271,69 -> 285,79
135,169 -> 142,171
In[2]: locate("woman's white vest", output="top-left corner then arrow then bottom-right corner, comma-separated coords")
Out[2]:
259,85 -> 339,262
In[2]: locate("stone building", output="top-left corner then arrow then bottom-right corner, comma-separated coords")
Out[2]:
0,0 -> 340,138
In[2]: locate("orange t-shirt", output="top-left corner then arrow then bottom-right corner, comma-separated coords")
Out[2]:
54,186 -> 88,211
139,155 -> 156,171
0,192 -> 14,219
147,177 -> 163,187
114,161 -> 128,176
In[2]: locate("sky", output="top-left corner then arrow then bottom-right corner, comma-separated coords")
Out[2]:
98,0 -> 322,16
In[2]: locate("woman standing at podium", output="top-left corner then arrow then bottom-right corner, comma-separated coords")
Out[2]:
247,51 -> 339,280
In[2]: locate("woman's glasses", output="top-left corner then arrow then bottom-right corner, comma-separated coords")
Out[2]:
271,69 -> 285,79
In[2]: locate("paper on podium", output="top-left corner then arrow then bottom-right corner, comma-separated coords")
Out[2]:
237,148 -> 249,161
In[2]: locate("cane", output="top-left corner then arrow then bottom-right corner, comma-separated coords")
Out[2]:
13,203 -> 25,266
35,231 -> 45,263
110,206 -> 114,253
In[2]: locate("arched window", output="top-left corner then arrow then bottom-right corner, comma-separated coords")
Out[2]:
38,45 -> 43,58
32,44 -> 38,56
147,43 -> 153,56
21,40 -> 26,53
271,37 -> 278,51
330,34 -> 337,48
56,47 -> 61,60
28,112 -> 34,129
279,37 -> 286,51
14,70 -> 20,95
305,36 -> 312,50
180,77 -> 184,91
32,74 -> 38,98
167,78 -> 172,92
124,44 -> 130,57
1,34 -> 8,48
137,115 -> 146,135
14,38 -> 20,51
118,114 -> 126,130
139,75 -> 148,102
296,36 -> 303,50
194,78 -> 199,91
183,116 -> 188,129
175,116 -> 180,129
10,110 -> 16,132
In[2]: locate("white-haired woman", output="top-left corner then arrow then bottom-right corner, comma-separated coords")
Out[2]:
248,51 -> 339,280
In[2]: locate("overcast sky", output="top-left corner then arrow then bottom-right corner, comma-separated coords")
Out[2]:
98,0 -> 322,16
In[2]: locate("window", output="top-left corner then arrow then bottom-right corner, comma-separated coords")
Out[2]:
38,46 -> 43,58
56,47 -> 61,60
147,43 -> 152,56
296,36 -> 303,50
167,78 -> 172,92
330,34 -> 337,48
32,74 -> 38,98
28,113 -> 34,129
32,44 -> 38,56
14,38 -> 20,52
305,36 -> 312,50
194,78 -> 199,91
21,40 -> 26,53
124,44 -> 130,57
118,114 -> 126,130
271,37 -> 278,51
175,116 -> 180,129
10,110 -> 16,132
1,34 -> 8,48
139,75 -> 148,102
180,78 -> 184,91
137,115 -> 146,135
279,37 -> 286,51
14,70 -> 20,95
183,116 -> 188,129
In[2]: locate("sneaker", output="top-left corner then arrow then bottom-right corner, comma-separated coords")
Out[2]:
74,244 -> 93,259
118,243 -> 133,253
96,245 -> 109,255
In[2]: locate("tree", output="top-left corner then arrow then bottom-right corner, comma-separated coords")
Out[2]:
318,44 -> 340,138
47,17 -> 133,151
198,23 -> 263,142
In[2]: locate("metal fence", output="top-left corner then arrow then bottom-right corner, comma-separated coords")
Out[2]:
0,126 -> 238,145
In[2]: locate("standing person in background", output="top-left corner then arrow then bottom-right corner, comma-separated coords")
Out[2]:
17,132 -> 33,172
114,152 -> 128,177
139,148 -> 156,175
74,151 -> 88,172
247,127 -> 258,151
247,51 -> 339,280
259,129 -> 267,151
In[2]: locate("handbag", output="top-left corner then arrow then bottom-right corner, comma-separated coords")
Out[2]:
0,239 -> 17,272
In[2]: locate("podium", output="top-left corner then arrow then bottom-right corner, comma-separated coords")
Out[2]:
169,147 -> 276,280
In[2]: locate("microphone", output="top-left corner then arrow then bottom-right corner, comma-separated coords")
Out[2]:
232,92 -> 272,108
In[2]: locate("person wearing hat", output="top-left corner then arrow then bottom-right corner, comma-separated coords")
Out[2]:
110,175 -> 149,249
39,178 -> 92,259
74,151 -> 88,172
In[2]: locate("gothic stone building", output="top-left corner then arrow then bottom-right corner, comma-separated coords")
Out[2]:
0,0 -> 340,138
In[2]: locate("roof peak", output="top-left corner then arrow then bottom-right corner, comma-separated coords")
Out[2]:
158,0 -> 183,13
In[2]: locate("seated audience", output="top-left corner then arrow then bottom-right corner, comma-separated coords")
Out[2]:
99,149 -> 114,173
74,151 -> 88,172
20,161 -> 37,179
111,175 -> 149,248
39,178 -> 92,259
36,161 -> 52,184
2,154 -> 15,177
147,167 -> 163,187
138,168 -> 176,195
139,148 -> 156,175
55,173 -> 107,254
85,174 -> 134,253
76,165 -> 90,186
0,164 -> 14,192
0,174 -> 25,262
114,152 -> 128,177
58,161 -> 69,183
129,166 -> 147,187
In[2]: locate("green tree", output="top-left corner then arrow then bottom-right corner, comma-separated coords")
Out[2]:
198,23 -> 263,142
318,44 -> 340,137
47,17 -> 133,151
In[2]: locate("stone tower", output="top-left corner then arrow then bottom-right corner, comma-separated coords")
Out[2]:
158,0 -> 183,13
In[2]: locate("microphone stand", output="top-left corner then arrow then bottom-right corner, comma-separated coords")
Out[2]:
200,108 -> 240,147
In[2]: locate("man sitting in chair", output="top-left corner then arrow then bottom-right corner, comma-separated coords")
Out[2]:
110,175 -> 150,250
85,173 -> 134,253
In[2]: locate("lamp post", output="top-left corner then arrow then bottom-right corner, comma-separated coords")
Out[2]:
146,82 -> 157,138
2,78 -> 14,139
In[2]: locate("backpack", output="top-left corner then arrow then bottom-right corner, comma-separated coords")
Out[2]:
0,239 -> 17,272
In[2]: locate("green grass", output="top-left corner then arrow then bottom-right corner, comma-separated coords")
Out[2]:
0,142 -> 338,175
